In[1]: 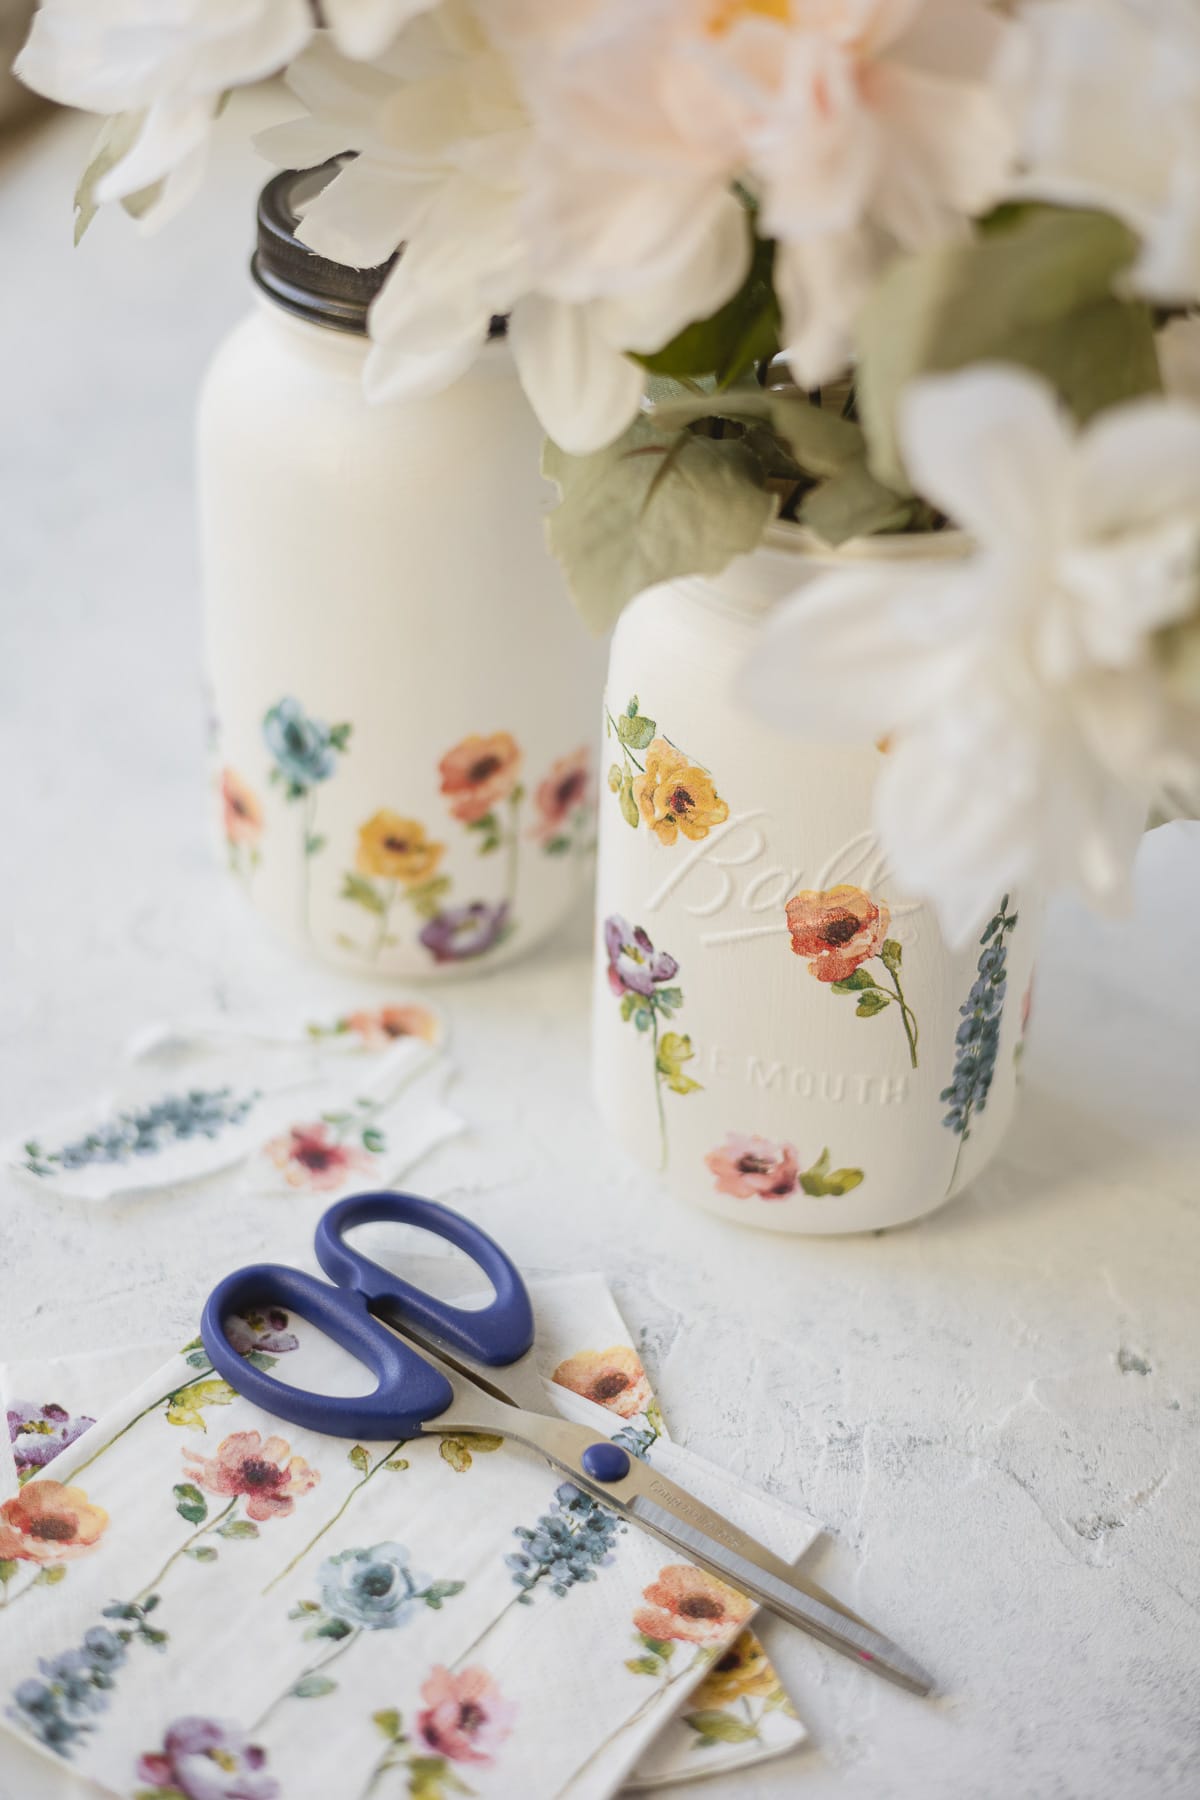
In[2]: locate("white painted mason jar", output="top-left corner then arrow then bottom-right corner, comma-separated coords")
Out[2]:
592,529 -> 1041,1234
199,167 -> 602,978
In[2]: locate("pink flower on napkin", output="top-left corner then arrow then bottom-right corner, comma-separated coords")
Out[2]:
552,1347 -> 652,1419
182,1431 -> 319,1522
416,1664 -> 516,1765
264,1122 -> 372,1191
634,1565 -> 753,1647
704,1134 -> 800,1201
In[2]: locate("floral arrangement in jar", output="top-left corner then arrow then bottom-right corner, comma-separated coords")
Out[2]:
14,0 -> 1200,943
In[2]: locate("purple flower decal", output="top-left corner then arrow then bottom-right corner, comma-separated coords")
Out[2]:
136,1717 -> 279,1800
420,901 -> 510,964
226,1308 -> 299,1358
7,1402 -> 95,1478
604,915 -> 679,998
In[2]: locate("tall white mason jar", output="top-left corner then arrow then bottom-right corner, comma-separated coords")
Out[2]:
592,530 -> 1042,1234
199,167 -> 602,978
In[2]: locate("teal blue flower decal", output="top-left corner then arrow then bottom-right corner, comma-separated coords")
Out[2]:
318,1543 -> 441,1633
262,696 -> 352,936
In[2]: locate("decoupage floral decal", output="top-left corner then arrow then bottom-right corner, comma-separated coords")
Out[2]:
682,1629 -> 796,1753
606,697 -> 729,845
263,1097 -> 387,1193
604,914 -> 700,1168
135,1715 -> 279,1800
340,812 -> 450,963
508,1416 -> 656,1603
0,1480 -> 109,1605
941,895 -> 1019,1187
705,1134 -> 864,1201
306,1004 -> 441,1049
364,1666 -> 516,1799
785,885 -> 919,1068
262,696 -> 351,938
532,746 -> 594,858
8,1403 -> 96,1484
419,899 -> 511,966
552,1347 -> 653,1422
219,767 -> 263,887
9,1605 -> 167,1758
21,1087 -> 258,1182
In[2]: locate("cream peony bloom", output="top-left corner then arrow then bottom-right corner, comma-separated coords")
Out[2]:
266,4 -> 749,451
518,0 -> 1016,387
1002,0 -> 1200,305
742,366 -> 1200,944
15,0 -> 432,227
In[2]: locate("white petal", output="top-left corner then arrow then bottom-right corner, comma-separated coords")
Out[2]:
1074,397 -> 1200,538
508,295 -> 645,454
95,95 -> 216,203
777,230 -> 873,388
897,366 -> 1073,550
296,157 -> 431,268
324,0 -> 436,61
868,61 -> 1013,244
738,556 -> 979,742
591,195 -> 752,355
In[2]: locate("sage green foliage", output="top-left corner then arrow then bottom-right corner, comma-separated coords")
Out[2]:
543,421 -> 777,634
857,206 -> 1162,491
636,234 -> 781,387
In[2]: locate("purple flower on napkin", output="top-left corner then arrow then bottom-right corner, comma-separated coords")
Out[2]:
136,1717 -> 279,1800
7,1402 -> 95,1478
603,915 -> 679,999
226,1308 -> 299,1358
419,900 -> 510,964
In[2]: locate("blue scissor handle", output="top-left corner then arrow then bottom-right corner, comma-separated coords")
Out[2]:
200,1191 -> 535,1442
315,1190 -> 535,1366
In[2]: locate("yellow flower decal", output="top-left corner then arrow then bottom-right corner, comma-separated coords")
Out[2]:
165,1379 -> 237,1432
355,812 -> 445,886
656,1032 -> 701,1096
692,1631 -> 780,1707
633,740 -> 729,846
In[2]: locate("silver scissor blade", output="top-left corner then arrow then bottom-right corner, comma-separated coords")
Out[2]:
627,1491 -> 934,1698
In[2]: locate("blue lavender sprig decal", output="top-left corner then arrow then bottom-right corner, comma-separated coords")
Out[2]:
22,1089 -> 257,1178
941,895 -> 1019,1188
507,1419 -> 657,1602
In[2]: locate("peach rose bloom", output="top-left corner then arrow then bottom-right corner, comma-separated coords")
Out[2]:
220,768 -> 263,847
355,812 -> 444,885
552,1346 -> 652,1419
344,1005 -> 440,1049
438,733 -> 522,823
705,1133 -> 800,1200
182,1430 -> 319,1522
785,884 -> 889,982
532,746 -> 591,842
633,740 -> 729,847
416,1664 -> 517,1766
634,1564 -> 753,1646
0,1479 -> 108,1564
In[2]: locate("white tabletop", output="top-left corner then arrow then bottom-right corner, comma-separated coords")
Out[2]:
2,93 -> 1199,1800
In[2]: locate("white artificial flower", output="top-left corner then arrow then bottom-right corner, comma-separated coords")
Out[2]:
518,0 -> 1016,386
264,5 -> 749,451
1002,0 -> 1200,304
741,366 -> 1200,944
15,0 -> 431,228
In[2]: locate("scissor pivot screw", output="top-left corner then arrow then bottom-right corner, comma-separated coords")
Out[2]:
581,1442 -> 632,1483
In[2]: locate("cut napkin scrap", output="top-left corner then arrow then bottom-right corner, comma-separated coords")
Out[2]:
0,1275 -> 810,1798
3,1003 -> 459,1204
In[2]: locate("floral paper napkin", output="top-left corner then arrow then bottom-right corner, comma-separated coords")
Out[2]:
0,1275 -> 809,1799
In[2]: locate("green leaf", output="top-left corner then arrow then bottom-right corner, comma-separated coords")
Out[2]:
880,938 -> 903,973
439,1437 -> 474,1473
607,762 -> 624,792
173,1482 -> 208,1526
855,989 -> 891,1017
407,875 -> 452,920
768,394 -> 865,477
289,1600 -> 321,1617
543,417 -> 777,634
683,1710 -> 759,1745
619,777 -> 640,829
292,1674 -> 337,1699
543,836 -> 571,855
385,1458 -> 409,1471
799,457 -> 916,546
639,1634 -> 675,1658
460,1433 -> 504,1452
305,834 -> 326,857
312,1615 -> 354,1641
185,1545 -> 218,1563
362,1128 -> 386,1154
373,1708 -> 403,1742
217,1519 -> 259,1540
857,206 -> 1161,493
34,1564 -> 67,1586
615,711 -> 656,751
328,722 -> 352,751
830,969 -> 877,993
0,1560 -> 17,1585
625,1654 -> 665,1677
341,872 -> 386,916
348,1444 -> 371,1474
423,1579 -> 467,1610
166,1377 -> 236,1431
244,1350 -> 277,1373
654,985 -> 683,1014
636,229 -> 779,385
799,1148 -> 866,1196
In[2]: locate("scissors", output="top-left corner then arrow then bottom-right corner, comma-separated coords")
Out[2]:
202,1190 -> 933,1698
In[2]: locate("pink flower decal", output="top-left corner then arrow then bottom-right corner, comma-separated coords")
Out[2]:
634,1565 -> 753,1647
416,1664 -> 516,1766
264,1122 -> 372,1192
438,732 -> 522,824
531,746 -> 592,844
785,885 -> 889,984
182,1430 -> 319,1523
552,1347 -> 652,1419
705,1134 -> 800,1200
342,1005 -> 440,1048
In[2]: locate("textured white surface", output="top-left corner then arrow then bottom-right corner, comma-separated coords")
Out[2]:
1,94 -> 1199,1799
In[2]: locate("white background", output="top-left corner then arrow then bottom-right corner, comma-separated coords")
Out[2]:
1,89 -> 1198,1799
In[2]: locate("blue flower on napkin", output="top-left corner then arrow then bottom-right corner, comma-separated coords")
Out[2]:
318,1543 -> 432,1632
